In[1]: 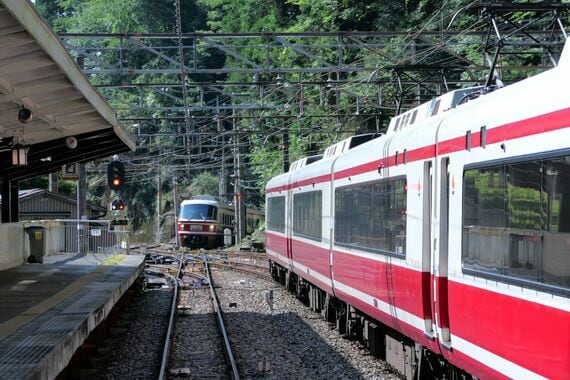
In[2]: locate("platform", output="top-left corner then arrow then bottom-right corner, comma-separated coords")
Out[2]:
0,252 -> 145,379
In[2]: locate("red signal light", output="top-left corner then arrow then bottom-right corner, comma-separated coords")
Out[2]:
111,198 -> 126,211
107,161 -> 125,191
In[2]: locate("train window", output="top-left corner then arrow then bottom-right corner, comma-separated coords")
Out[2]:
431,99 -> 440,116
267,196 -> 286,233
394,117 -> 401,131
335,177 -> 407,257
410,110 -> 417,124
293,191 -> 322,241
463,156 -> 570,293
480,126 -> 487,148
180,204 -> 217,220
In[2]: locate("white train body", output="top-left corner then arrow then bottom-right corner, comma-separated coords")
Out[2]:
265,42 -> 570,379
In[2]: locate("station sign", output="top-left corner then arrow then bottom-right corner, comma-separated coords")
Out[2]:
62,163 -> 79,180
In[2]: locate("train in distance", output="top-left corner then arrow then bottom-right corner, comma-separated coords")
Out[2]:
264,41 -> 570,379
177,195 -> 263,249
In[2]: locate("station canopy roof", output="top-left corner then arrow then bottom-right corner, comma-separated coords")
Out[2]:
0,0 -> 136,181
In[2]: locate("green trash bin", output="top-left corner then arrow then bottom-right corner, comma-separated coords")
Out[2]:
26,226 -> 46,264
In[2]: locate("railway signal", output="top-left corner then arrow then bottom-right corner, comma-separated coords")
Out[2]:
111,198 -> 125,211
107,160 -> 125,191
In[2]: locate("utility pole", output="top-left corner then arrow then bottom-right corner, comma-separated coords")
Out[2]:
217,109 -> 227,201
233,115 -> 241,246
156,171 -> 161,244
174,0 -> 192,181
75,55 -> 87,254
282,118 -> 289,173
172,173 -> 179,249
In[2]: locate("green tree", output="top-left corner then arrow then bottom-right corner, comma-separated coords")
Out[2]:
184,172 -> 219,198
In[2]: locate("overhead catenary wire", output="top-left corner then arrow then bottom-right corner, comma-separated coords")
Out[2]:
77,1 -> 569,191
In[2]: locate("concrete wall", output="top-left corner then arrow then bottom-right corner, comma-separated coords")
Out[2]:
0,223 -> 25,271
0,220 -> 124,269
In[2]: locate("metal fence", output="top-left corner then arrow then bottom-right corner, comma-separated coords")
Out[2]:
35,219 -> 130,255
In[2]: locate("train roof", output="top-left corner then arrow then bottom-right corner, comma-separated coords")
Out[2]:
386,86 -> 484,135
271,87 -> 487,184
289,154 -> 323,172
323,133 -> 382,159
180,197 -> 263,214
180,196 -> 228,207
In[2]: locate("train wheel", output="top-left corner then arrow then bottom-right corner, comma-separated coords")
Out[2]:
335,301 -> 347,336
323,294 -> 337,324
346,306 -> 363,341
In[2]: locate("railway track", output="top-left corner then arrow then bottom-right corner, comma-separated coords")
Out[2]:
86,245 -> 397,379
158,251 -> 240,379
157,253 -> 184,380
130,246 -> 239,379
205,261 -> 240,379
210,260 -> 272,281
131,247 -> 239,379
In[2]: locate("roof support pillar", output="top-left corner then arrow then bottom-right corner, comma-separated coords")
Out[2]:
77,163 -> 87,254
0,179 -> 6,223
1,178 -> 19,223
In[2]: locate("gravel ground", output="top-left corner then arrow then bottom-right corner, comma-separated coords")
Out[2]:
87,285 -> 171,379
212,268 -> 400,380
77,263 -> 399,379
169,284 -> 230,379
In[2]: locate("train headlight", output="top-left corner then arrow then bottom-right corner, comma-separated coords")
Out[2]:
209,224 -> 215,232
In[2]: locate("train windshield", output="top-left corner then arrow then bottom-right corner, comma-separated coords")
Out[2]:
179,204 -> 217,220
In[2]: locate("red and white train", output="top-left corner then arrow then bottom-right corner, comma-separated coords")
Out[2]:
265,42 -> 570,379
177,196 -> 263,248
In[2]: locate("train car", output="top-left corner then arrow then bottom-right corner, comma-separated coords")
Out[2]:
265,42 -> 570,379
177,195 -> 263,249
245,207 -> 264,235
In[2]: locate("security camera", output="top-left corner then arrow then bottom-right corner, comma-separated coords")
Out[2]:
65,136 -> 78,149
18,107 -> 33,124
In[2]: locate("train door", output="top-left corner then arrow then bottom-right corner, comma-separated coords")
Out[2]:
422,161 -> 434,336
434,157 -> 451,348
382,137 -> 399,317
328,154 -> 344,296
286,184 -> 294,263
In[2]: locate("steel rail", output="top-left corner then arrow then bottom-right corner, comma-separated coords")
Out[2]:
210,261 -> 272,282
158,252 -> 184,380
205,261 -> 240,380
